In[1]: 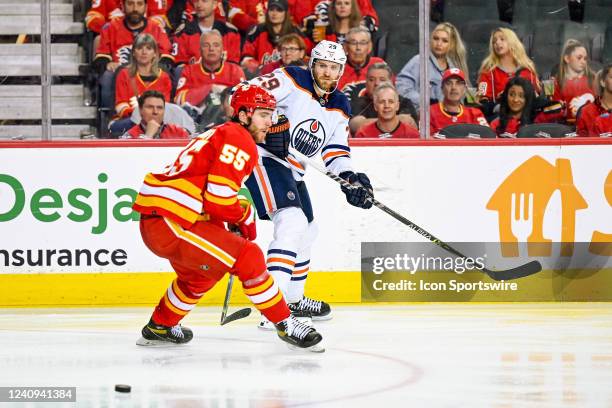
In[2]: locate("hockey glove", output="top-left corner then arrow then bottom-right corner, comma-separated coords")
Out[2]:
339,171 -> 374,209
259,114 -> 290,159
232,196 -> 257,240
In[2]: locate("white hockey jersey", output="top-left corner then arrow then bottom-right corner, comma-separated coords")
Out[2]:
249,66 -> 354,180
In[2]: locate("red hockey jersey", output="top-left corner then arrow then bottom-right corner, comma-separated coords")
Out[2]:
95,18 -> 173,64
114,69 -> 173,118
338,56 -> 385,93
241,24 -> 311,66
85,0 -> 185,33
172,20 -> 242,65
576,98 -> 612,137
132,122 -> 259,227
553,75 -> 596,124
175,61 -> 245,105
354,121 -> 419,139
430,102 -> 489,136
123,122 -> 190,139
477,66 -> 540,103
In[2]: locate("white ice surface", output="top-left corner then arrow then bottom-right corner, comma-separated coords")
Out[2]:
1,304 -> 611,407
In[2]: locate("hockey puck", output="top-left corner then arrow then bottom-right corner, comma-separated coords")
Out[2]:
114,384 -> 131,393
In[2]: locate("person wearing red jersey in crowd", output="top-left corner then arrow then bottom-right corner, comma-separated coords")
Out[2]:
175,30 -> 246,121
220,0 -> 311,29
431,68 -> 489,137
347,62 -> 417,134
132,84 -> 324,351
86,0 -> 124,34
241,0 -> 311,74
260,33 -> 308,75
355,83 -> 420,139
337,27 -> 385,92
304,0 -> 377,45
172,0 -> 241,65
477,28 -> 540,118
93,0 -> 175,128
553,39 -> 597,125
112,34 -> 172,128
491,77 -> 565,138
577,63 -> 612,137
121,90 -> 190,138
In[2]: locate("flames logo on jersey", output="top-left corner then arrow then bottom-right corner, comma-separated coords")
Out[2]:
291,118 -> 326,157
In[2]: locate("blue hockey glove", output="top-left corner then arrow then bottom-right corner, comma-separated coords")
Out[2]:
339,171 -> 373,209
259,114 -> 290,159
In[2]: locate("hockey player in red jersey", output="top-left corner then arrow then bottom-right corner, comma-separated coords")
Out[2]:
132,84 -> 324,351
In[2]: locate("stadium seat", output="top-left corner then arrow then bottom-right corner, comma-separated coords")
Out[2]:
561,21 -> 606,63
584,0 -> 612,24
516,123 -> 575,138
444,0 -> 500,32
376,4 -> 420,73
437,123 -> 497,139
531,20 -> 565,78
602,24 -> 612,64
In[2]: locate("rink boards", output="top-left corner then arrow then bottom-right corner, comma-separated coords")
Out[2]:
0,139 -> 611,305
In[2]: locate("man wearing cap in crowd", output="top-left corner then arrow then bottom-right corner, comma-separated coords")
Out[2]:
430,68 -> 489,137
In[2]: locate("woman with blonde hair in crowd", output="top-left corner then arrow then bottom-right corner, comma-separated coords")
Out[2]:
110,33 -> 172,136
477,27 -> 540,109
396,22 -> 469,109
553,39 -> 597,125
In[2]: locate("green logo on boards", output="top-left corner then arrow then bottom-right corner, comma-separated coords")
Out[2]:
0,173 -> 138,234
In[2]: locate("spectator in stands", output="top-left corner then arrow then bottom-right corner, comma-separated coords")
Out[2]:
260,33 -> 308,74
576,63 -> 612,137
491,77 -> 565,137
355,83 -> 420,139
304,0 -> 378,45
431,68 -> 489,137
110,33 -> 173,135
477,28 -> 540,110
396,22 -> 468,110
553,39 -> 597,125
175,30 -> 246,119
92,0 -> 174,110
338,27 -> 385,92
348,62 -> 417,134
172,0 -> 242,65
86,0 -> 123,35
241,0 -> 311,74
223,0 -> 312,29
122,90 -> 191,138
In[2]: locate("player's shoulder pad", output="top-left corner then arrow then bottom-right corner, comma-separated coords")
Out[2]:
281,66 -> 312,88
329,89 -> 351,118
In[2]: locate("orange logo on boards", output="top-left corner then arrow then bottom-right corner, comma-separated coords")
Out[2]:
487,156 -> 612,257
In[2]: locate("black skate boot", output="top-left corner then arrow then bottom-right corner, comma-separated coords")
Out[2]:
289,296 -> 332,321
136,319 -> 193,346
275,315 -> 324,352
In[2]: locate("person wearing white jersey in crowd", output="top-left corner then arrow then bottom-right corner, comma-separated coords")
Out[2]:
244,40 -> 374,329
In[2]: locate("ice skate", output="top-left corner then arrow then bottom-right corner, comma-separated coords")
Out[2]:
258,308 -> 313,331
289,296 -> 332,321
136,319 -> 193,346
276,315 -> 324,353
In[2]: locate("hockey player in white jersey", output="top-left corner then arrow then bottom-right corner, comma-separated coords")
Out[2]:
244,40 -> 374,328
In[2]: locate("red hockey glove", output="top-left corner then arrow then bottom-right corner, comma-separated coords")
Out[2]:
233,196 -> 257,241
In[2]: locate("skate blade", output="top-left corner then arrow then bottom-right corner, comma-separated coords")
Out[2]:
287,343 -> 326,353
136,337 -> 186,347
311,313 -> 332,321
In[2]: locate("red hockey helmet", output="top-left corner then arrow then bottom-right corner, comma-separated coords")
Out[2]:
230,84 -> 277,115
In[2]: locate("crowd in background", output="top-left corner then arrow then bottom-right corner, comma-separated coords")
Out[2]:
86,0 -> 612,139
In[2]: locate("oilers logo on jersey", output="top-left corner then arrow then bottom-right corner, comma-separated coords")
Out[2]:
291,119 -> 326,157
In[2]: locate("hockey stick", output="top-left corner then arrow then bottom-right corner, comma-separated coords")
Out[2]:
297,154 -> 541,281
220,274 -> 252,325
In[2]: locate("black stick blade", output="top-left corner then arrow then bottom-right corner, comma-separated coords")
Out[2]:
220,308 -> 252,325
483,260 -> 542,281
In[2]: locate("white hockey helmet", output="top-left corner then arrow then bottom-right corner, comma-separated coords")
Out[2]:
309,40 -> 347,71
309,40 -> 347,94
